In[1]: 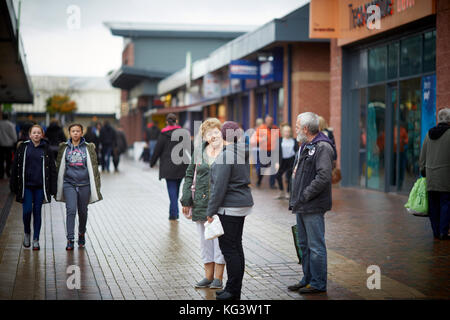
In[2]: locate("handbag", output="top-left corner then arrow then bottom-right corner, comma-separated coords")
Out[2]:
204,215 -> 224,240
183,165 -> 197,219
405,177 -> 428,216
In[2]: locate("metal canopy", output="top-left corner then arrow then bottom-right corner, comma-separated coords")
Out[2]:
110,65 -> 170,90
0,0 -> 33,103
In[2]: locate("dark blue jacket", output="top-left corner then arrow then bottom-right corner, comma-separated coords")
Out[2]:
25,140 -> 46,187
289,132 -> 336,214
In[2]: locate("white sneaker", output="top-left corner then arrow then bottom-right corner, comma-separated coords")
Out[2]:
23,233 -> 31,248
275,191 -> 285,199
32,240 -> 40,250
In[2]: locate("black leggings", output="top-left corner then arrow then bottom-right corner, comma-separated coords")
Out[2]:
276,156 -> 294,192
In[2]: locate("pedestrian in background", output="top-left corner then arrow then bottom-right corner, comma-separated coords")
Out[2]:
45,119 -> 67,160
150,113 -> 190,221
318,116 -> 335,146
206,121 -> 254,300
251,115 -> 280,188
419,107 -> 450,240
275,123 -> 298,200
99,120 -> 116,172
56,123 -> 102,250
113,126 -> 128,173
288,112 -> 336,294
145,120 -> 160,160
181,118 -> 226,290
10,125 -> 57,250
0,112 -> 17,179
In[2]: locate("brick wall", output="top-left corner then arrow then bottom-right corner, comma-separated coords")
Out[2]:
436,0 -> 450,113
329,39 -> 342,169
122,42 -> 135,66
289,42 -> 330,130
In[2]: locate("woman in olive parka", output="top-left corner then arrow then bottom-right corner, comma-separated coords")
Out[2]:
181,118 -> 225,290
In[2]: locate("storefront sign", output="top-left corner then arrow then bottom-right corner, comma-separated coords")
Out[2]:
421,75 -> 436,145
203,73 -> 221,99
229,60 -> 258,79
309,0 -> 435,46
259,54 -> 283,86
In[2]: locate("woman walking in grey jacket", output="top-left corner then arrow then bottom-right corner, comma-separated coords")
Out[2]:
206,121 -> 254,300
181,118 -> 225,290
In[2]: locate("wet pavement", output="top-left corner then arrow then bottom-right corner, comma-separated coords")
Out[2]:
0,158 -> 448,300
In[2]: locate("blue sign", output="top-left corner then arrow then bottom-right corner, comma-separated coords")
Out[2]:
258,49 -> 283,86
421,75 -> 436,144
229,60 -> 258,79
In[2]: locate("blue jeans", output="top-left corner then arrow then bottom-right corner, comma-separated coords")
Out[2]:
166,179 -> 182,219
102,146 -> 112,171
296,212 -> 327,291
428,191 -> 450,238
22,188 -> 44,240
149,140 -> 157,160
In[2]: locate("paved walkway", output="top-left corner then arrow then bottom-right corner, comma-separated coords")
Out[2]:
0,159 -> 448,300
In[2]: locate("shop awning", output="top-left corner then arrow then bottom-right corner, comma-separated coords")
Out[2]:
0,0 -> 33,103
109,65 -> 170,90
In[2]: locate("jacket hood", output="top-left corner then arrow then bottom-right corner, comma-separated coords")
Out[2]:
161,125 -> 181,133
303,132 -> 337,158
428,123 -> 450,140
24,138 -> 49,147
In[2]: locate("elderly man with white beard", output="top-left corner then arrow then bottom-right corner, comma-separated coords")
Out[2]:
287,112 -> 336,294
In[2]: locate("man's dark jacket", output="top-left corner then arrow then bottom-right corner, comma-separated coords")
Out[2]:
99,123 -> 116,148
289,132 -> 336,214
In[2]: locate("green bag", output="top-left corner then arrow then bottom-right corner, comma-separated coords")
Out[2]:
405,177 -> 428,216
291,225 -> 303,264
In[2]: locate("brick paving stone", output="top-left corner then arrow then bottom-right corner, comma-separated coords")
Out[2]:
0,160 -> 449,300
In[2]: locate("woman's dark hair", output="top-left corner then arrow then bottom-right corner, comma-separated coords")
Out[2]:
68,123 -> 84,133
166,113 -> 177,126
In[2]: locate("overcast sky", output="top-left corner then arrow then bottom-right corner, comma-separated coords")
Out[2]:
14,0 -> 309,77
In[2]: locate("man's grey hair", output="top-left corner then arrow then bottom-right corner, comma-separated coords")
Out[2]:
297,112 -> 320,134
438,107 -> 450,124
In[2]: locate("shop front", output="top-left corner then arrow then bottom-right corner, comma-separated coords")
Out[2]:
337,2 -> 437,193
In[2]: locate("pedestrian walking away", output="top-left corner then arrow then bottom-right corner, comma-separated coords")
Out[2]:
10,125 -> 57,251
112,125 -> 128,173
99,120 -> 116,172
45,119 -> 67,160
146,121 -> 160,160
0,112 -> 18,179
55,123 -> 102,250
181,118 -> 226,290
275,123 -> 298,200
206,121 -> 254,300
288,112 -> 336,294
419,107 -> 450,241
150,113 -> 190,221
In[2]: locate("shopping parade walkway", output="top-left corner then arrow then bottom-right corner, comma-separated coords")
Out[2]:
0,158 -> 448,300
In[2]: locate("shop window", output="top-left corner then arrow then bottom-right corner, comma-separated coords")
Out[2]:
368,46 -> 387,83
400,35 -> 422,77
388,42 -> 399,79
277,88 -> 284,125
366,85 -> 386,191
423,30 -> 436,73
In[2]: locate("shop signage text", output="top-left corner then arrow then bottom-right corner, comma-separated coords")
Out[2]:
229,60 -> 258,79
349,0 -> 394,29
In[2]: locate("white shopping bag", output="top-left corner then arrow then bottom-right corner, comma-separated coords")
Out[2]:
204,215 -> 224,240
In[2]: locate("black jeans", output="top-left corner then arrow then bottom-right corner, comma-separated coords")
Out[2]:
0,146 -> 13,178
276,156 -> 294,192
218,214 -> 245,298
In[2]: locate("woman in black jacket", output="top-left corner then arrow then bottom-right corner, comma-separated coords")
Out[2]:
150,113 -> 190,220
275,124 -> 299,200
10,125 -> 57,250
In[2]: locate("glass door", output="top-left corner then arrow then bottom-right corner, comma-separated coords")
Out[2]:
387,84 -> 398,192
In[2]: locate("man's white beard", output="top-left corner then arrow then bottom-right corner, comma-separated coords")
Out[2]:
297,133 -> 307,144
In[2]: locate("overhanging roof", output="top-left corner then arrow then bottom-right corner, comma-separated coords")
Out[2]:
158,3 -> 329,95
110,65 -> 170,90
0,0 -> 33,103
104,22 -> 254,39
